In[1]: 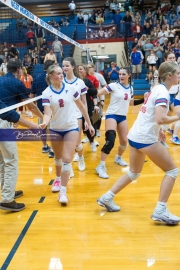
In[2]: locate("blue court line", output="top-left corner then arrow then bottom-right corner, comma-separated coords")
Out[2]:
38,196 -> 45,203
49,179 -> 54,185
0,210 -> 38,270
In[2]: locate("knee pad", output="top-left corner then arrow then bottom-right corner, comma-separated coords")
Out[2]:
127,169 -> 140,181
101,130 -> 116,154
175,121 -> 180,128
165,168 -> 179,179
54,158 -> 62,166
62,162 -> 72,173
119,144 -> 128,150
75,143 -> 83,152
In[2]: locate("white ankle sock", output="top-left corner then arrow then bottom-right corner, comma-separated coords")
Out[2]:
100,161 -> 105,166
60,186 -> 67,193
104,190 -> 115,200
79,156 -> 84,160
155,201 -> 167,213
56,176 -> 61,181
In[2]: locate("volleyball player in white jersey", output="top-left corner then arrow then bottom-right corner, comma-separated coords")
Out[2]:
40,65 -> 94,205
62,57 -> 87,172
97,62 -> 180,225
96,67 -> 145,179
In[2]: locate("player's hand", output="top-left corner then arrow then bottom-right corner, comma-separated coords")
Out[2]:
158,129 -> 166,142
13,123 -> 18,128
89,125 -> 95,136
84,121 -> 89,131
94,105 -> 100,113
39,122 -> 47,129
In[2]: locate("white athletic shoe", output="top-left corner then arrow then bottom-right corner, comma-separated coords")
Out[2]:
151,208 -> 180,225
69,168 -> 74,179
81,137 -> 89,143
114,155 -> 128,166
96,164 -> 109,178
95,140 -> 100,146
96,130 -> 101,137
90,142 -> 97,152
97,195 -> 120,212
73,153 -> 79,162
58,192 -> 68,204
78,158 -> 86,171
51,178 -> 61,192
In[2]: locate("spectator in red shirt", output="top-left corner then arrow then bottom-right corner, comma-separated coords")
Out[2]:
26,29 -> 35,46
86,66 -> 100,89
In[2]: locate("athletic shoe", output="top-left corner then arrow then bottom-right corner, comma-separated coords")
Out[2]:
170,137 -> 180,145
14,190 -> 23,199
48,149 -> 54,158
161,141 -> 169,148
151,208 -> 180,225
78,158 -> 86,171
95,141 -> 100,146
167,128 -> 174,135
96,164 -> 109,178
0,200 -> 25,212
58,193 -> 68,204
81,137 -> 89,143
114,155 -> 128,166
42,145 -> 50,153
96,130 -> 101,137
90,142 -> 97,152
52,178 -> 61,192
97,195 -> 120,212
73,153 -> 79,162
69,168 -> 74,179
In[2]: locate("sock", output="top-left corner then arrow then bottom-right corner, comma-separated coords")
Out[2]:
117,154 -> 121,158
56,176 -> 61,181
79,156 -> 84,160
60,186 -> 67,193
100,160 -> 105,166
104,190 -> 115,200
155,201 -> 167,213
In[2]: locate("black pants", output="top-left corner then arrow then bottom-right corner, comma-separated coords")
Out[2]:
82,117 -> 97,143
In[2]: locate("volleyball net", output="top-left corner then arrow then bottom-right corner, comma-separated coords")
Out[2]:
0,0 -> 90,115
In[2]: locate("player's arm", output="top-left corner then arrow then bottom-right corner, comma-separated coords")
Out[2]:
155,105 -> 180,124
25,99 -> 43,118
97,87 -> 109,96
39,105 -> 52,129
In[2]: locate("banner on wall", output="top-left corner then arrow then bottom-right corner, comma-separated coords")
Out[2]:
86,24 -> 117,39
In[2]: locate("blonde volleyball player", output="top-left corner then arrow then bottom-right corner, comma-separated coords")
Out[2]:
96,67 -> 145,179
40,65 -> 94,205
62,57 -> 87,172
97,62 -> 180,225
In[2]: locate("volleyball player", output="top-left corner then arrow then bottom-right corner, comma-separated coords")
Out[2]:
97,62 -> 180,225
96,67 -> 144,179
40,65 -> 94,205
62,57 -> 87,173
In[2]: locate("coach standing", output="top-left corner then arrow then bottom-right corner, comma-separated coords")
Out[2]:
35,25 -> 45,50
0,58 -> 43,212
52,36 -> 64,66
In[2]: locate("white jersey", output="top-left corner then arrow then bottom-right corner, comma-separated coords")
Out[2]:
128,84 -> 169,144
42,82 -> 80,131
105,82 -> 133,116
64,77 -> 87,119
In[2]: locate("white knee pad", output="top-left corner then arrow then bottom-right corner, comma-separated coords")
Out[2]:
127,169 -> 140,181
165,168 -> 179,179
62,162 -> 72,173
119,144 -> 128,150
54,158 -> 62,166
75,143 -> 83,152
175,121 -> 180,128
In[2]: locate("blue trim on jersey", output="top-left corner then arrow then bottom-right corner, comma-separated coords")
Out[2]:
64,77 -> 78,84
128,139 -> 153,149
170,94 -> 175,105
105,114 -> 126,124
174,98 -> 180,107
118,82 -> 130,90
155,98 -> 168,105
50,128 -> 79,137
160,83 -> 168,90
42,98 -> 50,104
106,85 -> 112,92
50,83 -> 65,95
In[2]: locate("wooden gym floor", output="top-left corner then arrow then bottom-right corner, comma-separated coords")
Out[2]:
0,102 -> 180,270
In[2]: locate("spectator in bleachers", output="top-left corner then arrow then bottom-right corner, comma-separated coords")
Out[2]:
131,21 -> 143,39
83,12 -> 89,24
111,9 -> 122,38
26,29 -> 35,46
64,16 -> 70,27
104,0 -> 110,19
27,19 -> 34,29
0,58 -> 7,75
96,13 -> 104,25
175,20 -> 180,38
158,26 -> 169,45
144,21 -> 153,36
88,11 -> 96,24
38,47 -> 46,64
9,45 -> 19,59
52,36 -> 63,65
145,11 -> 153,24
139,34 -> 147,46
35,25 -> 45,50
168,25 -> 176,44
28,39 -> 36,53
107,61 -> 120,82
22,53 -> 29,67
24,56 -> 34,74
145,65 -> 153,82
147,50 -> 158,67
143,37 -> 154,65
44,49 -> 57,64
59,18 -> 65,27
123,11 -> 132,37
41,39 -> 48,53
77,11 -> 84,24
21,18 -> 28,28
154,41 -> 164,67
124,0 -> 130,12
68,0 -> 76,19
134,11 -> 141,23
131,37 -> 138,50
31,47 -> 39,65
130,47 -> 143,79
173,42 -> 180,59
110,0 -> 118,15
137,0 -> 144,16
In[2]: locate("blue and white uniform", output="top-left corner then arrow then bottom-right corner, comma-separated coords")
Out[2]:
42,82 -> 80,132
128,84 -> 169,146
64,77 -> 87,119
104,82 -> 133,123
